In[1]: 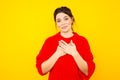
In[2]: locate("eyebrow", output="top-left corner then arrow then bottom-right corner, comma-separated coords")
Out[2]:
64,16 -> 68,18
56,16 -> 68,20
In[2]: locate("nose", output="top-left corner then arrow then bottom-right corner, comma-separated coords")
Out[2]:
61,20 -> 66,26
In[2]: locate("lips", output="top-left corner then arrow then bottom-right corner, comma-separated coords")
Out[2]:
61,26 -> 67,29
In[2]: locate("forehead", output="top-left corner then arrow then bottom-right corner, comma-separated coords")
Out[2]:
56,12 -> 69,19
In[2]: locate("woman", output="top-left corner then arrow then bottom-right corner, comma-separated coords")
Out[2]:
36,6 -> 95,80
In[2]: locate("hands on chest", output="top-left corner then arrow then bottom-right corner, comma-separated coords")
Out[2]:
56,40 -> 78,58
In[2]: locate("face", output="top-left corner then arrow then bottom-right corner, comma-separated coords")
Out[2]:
55,12 -> 73,33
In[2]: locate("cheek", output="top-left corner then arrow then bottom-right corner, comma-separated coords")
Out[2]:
66,19 -> 73,25
56,22 -> 63,26
66,21 -> 72,26
56,23 -> 61,28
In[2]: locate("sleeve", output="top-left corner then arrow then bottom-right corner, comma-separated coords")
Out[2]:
78,37 -> 95,79
36,38 -> 52,75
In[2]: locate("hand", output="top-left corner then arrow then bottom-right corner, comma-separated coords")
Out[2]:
59,40 -> 77,56
55,45 -> 66,58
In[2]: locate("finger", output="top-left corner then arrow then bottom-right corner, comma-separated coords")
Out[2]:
60,40 -> 68,45
58,45 -> 64,51
70,40 -> 74,46
59,41 -> 66,49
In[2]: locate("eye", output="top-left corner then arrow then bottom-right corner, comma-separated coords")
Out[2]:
56,19 -> 61,23
64,17 -> 69,21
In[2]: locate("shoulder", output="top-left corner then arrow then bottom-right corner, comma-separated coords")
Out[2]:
74,32 -> 88,42
45,32 -> 60,42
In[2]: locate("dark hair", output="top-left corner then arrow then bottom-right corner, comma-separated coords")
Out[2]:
54,6 -> 75,22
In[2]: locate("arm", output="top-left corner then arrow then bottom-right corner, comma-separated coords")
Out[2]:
36,38 -> 65,75
41,46 -> 65,74
41,51 -> 59,74
59,40 -> 88,75
72,51 -> 88,76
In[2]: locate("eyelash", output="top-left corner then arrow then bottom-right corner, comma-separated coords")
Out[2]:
57,20 -> 61,23
64,18 -> 68,20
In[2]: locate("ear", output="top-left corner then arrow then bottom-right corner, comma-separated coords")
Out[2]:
71,17 -> 74,25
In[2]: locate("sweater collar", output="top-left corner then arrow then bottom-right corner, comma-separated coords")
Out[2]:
57,32 -> 77,42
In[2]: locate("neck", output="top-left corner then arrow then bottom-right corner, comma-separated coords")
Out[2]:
60,30 -> 74,38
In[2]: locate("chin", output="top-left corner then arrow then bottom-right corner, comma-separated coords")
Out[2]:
61,30 -> 69,33
61,28 -> 69,32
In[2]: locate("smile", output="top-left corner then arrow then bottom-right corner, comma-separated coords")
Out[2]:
61,26 -> 67,29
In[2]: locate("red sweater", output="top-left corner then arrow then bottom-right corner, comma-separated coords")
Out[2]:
36,32 -> 95,80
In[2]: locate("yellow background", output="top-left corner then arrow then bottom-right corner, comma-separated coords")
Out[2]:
0,0 -> 120,80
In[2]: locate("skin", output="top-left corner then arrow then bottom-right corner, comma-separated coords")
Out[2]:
41,12 -> 88,76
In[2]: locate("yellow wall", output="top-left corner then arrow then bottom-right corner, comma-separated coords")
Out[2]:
0,0 -> 120,80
